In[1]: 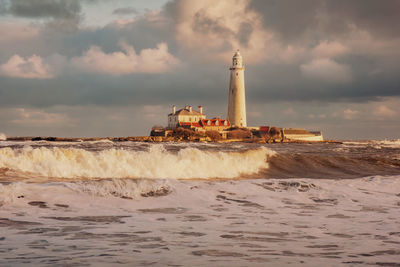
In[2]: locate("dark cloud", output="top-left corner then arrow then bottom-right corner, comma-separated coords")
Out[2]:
112,7 -> 138,16
249,0 -> 321,43
250,0 -> 400,42
238,22 -> 253,47
192,9 -> 233,37
324,0 -> 400,38
8,0 -> 81,19
0,0 -> 83,31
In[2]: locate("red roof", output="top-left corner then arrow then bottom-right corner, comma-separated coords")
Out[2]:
177,118 -> 230,129
200,118 -> 230,127
260,126 -> 270,132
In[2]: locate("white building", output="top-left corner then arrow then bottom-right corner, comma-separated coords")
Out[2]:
227,50 -> 247,127
167,105 -> 206,129
282,128 -> 324,142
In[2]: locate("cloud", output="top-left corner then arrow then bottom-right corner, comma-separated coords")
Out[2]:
249,0 -> 322,43
113,7 -> 138,16
142,105 -> 166,119
300,58 -> 352,83
323,0 -> 400,38
0,0 -> 84,31
0,41 -> 178,78
10,108 -> 75,126
283,107 -> 296,117
6,0 -> 81,19
0,23 -> 39,44
312,41 -> 349,58
343,108 -> 359,120
0,54 -> 54,79
168,0 -> 276,64
71,42 -> 180,75
373,105 -> 396,117
247,110 -> 262,119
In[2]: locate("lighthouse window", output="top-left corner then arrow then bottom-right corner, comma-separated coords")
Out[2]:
236,73 -> 238,76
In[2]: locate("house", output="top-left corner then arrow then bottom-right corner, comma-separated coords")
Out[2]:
176,118 -> 231,133
199,118 -> 230,132
168,105 -> 206,129
282,128 -> 323,141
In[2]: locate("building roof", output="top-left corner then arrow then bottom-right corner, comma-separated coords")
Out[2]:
169,107 -> 203,116
259,126 -> 270,132
177,118 -> 230,129
283,128 -> 311,135
200,118 -> 230,127
233,49 -> 241,58
178,122 -> 202,128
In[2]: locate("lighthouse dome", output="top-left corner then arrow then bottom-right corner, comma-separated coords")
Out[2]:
233,50 -> 242,58
231,50 -> 243,68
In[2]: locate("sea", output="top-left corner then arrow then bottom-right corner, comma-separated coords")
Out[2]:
0,140 -> 399,266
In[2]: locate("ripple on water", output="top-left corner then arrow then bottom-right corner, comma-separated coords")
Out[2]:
192,249 -> 247,257
137,207 -> 187,214
42,216 -> 130,223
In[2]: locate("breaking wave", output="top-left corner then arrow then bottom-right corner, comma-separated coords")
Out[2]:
65,178 -> 172,199
343,139 -> 400,148
0,145 -> 274,179
0,133 -> 6,141
264,152 -> 400,179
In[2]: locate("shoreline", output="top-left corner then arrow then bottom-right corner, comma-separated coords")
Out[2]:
3,136 -> 342,144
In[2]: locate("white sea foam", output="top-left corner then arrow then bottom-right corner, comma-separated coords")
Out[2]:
0,133 -> 6,141
65,178 -> 171,199
0,183 -> 24,205
0,144 -> 275,179
343,139 -> 400,148
373,139 -> 400,148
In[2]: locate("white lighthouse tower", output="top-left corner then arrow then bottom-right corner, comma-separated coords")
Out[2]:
227,50 -> 247,127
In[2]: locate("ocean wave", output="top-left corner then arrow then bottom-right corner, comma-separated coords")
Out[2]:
372,139 -> 400,148
0,145 -> 274,179
0,182 -> 24,205
65,178 -> 171,199
343,139 -> 400,148
0,133 -> 6,141
264,152 -> 400,179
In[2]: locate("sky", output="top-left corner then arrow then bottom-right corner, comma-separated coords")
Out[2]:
0,0 -> 399,140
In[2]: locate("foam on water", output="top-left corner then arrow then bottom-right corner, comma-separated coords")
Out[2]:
0,133 -> 6,141
0,182 -> 24,205
343,139 -> 400,148
65,178 -> 171,199
0,144 -> 274,179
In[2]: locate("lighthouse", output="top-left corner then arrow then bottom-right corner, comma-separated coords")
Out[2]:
227,50 -> 247,127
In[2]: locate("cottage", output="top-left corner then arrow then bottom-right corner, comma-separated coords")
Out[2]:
167,105 -> 206,129
200,118 -> 230,132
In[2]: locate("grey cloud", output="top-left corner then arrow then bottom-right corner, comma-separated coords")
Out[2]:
323,0 -> 400,38
250,0 -> 400,43
112,7 -> 138,16
249,0 -> 321,43
8,0 -> 81,19
238,22 -> 253,47
0,0 -> 7,14
0,0 -> 83,31
192,9 -> 233,37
